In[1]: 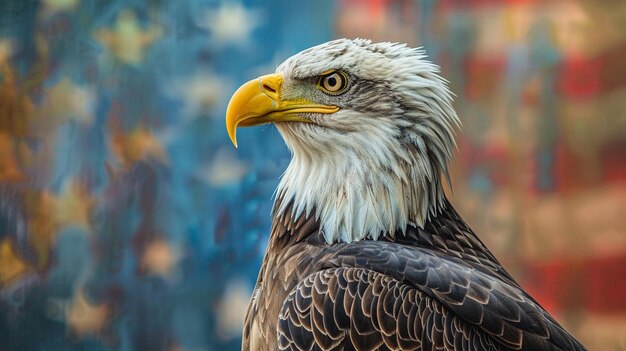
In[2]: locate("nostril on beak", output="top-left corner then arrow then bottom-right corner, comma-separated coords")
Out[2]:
263,84 -> 277,94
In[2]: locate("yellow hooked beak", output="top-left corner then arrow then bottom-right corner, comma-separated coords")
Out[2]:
225,73 -> 339,147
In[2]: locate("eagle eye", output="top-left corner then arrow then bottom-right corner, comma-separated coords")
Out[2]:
317,70 -> 348,95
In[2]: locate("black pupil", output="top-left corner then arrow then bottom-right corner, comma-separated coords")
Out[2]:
327,76 -> 337,88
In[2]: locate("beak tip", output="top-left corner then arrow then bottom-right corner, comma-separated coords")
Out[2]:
226,116 -> 238,147
227,131 -> 238,148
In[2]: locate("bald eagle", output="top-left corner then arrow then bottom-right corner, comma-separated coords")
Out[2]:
226,39 -> 587,351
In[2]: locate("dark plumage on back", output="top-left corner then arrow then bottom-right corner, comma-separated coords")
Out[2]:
244,200 -> 586,350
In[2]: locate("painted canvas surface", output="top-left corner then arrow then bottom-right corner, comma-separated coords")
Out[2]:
0,0 -> 624,350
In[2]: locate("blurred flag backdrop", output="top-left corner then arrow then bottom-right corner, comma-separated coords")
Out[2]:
0,0 -> 624,350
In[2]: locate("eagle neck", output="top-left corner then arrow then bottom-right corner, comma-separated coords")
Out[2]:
273,144 -> 446,244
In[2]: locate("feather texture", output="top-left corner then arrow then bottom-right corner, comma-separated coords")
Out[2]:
242,200 -> 587,351
274,39 -> 459,243
239,39 -> 587,351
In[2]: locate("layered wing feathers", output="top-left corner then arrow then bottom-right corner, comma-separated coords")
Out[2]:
278,268 -> 501,351
277,241 -> 586,351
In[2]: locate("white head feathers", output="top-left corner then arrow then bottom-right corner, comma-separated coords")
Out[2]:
273,38 -> 460,243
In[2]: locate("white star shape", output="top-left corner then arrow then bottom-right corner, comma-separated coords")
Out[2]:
198,2 -> 262,47
216,279 -> 253,340
0,38 -> 13,64
42,0 -> 80,15
196,147 -> 248,187
167,71 -> 226,118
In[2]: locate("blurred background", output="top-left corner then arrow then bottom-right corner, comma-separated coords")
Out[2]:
0,0 -> 624,350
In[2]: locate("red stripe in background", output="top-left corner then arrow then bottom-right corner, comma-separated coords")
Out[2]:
437,0 -> 535,11
463,56 -> 506,100
460,41 -> 626,101
601,141 -> 626,184
556,54 -> 602,100
522,253 -> 626,316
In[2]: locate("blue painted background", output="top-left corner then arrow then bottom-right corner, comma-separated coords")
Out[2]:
0,1 -> 334,350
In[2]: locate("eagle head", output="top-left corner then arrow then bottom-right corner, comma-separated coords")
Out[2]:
226,38 -> 460,243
